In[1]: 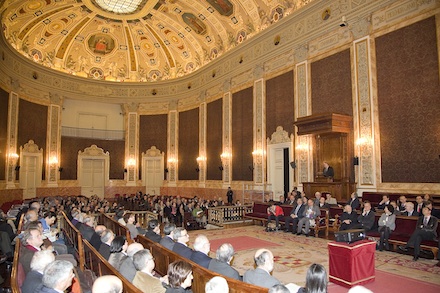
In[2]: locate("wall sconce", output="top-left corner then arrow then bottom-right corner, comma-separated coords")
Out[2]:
49,156 -> 59,166
356,137 -> 371,146
127,158 -> 136,167
290,161 -> 296,169
168,157 -> 177,164
58,167 -> 63,172
295,144 -> 309,151
196,156 -> 206,164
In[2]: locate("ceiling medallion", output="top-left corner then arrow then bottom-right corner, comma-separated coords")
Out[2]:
92,0 -> 148,15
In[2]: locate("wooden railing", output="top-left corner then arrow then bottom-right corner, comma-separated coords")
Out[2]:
10,239 -> 21,293
99,213 -> 133,243
60,212 -> 85,270
137,235 -> 268,293
208,205 -> 253,226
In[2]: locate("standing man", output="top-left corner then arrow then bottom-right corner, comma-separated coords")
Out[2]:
322,162 -> 334,178
399,206 -> 438,261
226,187 -> 234,204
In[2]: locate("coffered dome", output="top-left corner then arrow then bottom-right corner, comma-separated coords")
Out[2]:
1,0 -> 312,82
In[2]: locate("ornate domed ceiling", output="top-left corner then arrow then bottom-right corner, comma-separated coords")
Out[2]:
1,0 -> 313,82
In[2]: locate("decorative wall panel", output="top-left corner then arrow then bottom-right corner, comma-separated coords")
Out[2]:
178,108 -> 199,181
207,98 -> 222,181
376,17 -> 440,183
0,88 -> 8,180
232,87 -> 253,182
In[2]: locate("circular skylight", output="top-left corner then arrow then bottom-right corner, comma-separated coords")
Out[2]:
94,0 -> 144,14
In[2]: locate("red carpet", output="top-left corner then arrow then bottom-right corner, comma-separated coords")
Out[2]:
328,270 -> 440,293
210,236 -> 281,252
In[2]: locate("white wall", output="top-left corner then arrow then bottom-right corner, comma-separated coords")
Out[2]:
62,99 -> 124,131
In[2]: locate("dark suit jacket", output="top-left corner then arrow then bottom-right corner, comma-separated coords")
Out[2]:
21,270 -> 43,293
348,198 -> 360,210
208,259 -> 241,280
323,166 -> 334,178
403,211 -> 420,217
243,267 -> 281,288
99,243 -> 111,260
172,242 -> 193,259
417,216 -> 438,237
357,210 -> 375,231
339,212 -> 358,230
159,236 -> 175,251
145,230 -> 162,243
79,224 -> 101,250
190,251 -> 211,268
119,257 -> 137,282
287,204 -> 305,220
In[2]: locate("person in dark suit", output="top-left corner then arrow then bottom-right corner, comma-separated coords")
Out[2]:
322,162 -> 334,178
21,250 -> 55,293
99,229 -> 114,260
78,215 -> 101,250
284,198 -> 305,233
415,196 -> 424,214
160,223 -> 176,251
402,202 -> 419,217
377,195 -> 390,210
318,197 -> 330,210
243,249 -> 281,288
352,201 -> 375,232
145,219 -> 162,243
172,228 -> 193,259
190,235 -> 211,268
226,187 -> 234,204
35,260 -> 74,293
399,206 -> 438,261
19,228 -> 44,274
341,192 -> 360,211
119,243 -> 144,282
208,243 -> 241,280
339,205 -> 358,231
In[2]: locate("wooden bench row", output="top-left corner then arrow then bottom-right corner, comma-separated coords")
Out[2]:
244,202 -> 329,237
362,191 -> 440,207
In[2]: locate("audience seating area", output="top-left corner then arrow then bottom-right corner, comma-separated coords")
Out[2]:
244,202 -> 329,237
362,192 -> 440,208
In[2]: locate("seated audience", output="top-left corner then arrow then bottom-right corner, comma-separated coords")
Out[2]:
285,194 -> 296,205
205,276 -> 228,293
325,193 -> 337,206
35,260 -> 74,293
284,197 -> 305,233
243,248 -> 281,288
92,275 -> 123,293
119,242 -> 144,282
424,201 -> 440,218
166,260 -> 193,293
399,206 -> 438,261
99,229 -> 115,260
21,250 -> 55,293
377,205 -> 396,251
318,197 -> 330,209
108,235 -> 128,270
398,195 -> 408,213
267,202 -> 284,230
192,203 -> 207,227
313,192 -> 322,206
297,199 -> 320,236
133,249 -> 166,293
415,195 -> 424,214
78,215 -> 101,250
124,212 -> 139,240
172,227 -> 193,259
297,263 -> 328,293
145,219 -> 162,243
20,228 -> 44,274
208,243 -> 241,280
377,195 -> 390,210
0,209 -> 16,244
160,223 -> 176,251
352,201 -> 375,232
189,235 -> 211,268
402,202 -> 419,217
390,201 -> 399,215
339,205 -> 358,231
341,192 -> 360,210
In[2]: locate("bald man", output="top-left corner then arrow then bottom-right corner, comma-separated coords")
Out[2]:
92,275 -> 123,293
243,249 -> 281,288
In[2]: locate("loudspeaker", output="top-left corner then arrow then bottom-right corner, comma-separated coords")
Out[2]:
290,161 -> 296,169
353,157 -> 359,166
334,229 -> 365,244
